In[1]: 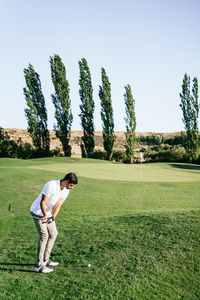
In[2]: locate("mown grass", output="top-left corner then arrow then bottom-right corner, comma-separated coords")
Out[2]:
0,157 -> 200,299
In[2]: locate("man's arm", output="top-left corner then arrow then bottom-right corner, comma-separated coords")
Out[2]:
40,194 -> 49,222
52,197 -> 65,218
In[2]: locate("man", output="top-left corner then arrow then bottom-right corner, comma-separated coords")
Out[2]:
30,173 -> 78,273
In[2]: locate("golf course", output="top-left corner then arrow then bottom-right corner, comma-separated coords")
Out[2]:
0,157 -> 199,299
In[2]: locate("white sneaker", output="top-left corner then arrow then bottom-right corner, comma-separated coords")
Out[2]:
35,265 -> 53,273
44,260 -> 59,267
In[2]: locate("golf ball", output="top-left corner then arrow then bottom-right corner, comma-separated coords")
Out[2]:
88,264 -> 91,268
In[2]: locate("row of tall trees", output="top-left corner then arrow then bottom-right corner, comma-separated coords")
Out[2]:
24,55 -> 136,162
24,65 -> 50,156
99,68 -> 115,160
78,58 -> 95,158
50,55 -> 73,157
180,73 -> 199,161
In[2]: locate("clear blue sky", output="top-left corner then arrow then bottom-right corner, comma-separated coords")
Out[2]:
1,0 -> 200,132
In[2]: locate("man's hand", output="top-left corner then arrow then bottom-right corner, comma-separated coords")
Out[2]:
42,216 -> 48,223
41,216 -> 55,224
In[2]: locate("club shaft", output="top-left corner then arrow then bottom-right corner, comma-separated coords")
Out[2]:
8,204 -> 43,220
9,203 -> 41,220
10,210 -> 40,219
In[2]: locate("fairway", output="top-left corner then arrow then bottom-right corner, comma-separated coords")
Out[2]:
0,157 -> 200,299
27,158 -> 200,182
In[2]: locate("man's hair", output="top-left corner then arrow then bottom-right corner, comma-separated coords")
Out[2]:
63,173 -> 78,184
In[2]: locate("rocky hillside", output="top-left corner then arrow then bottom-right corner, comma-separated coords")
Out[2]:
3,128 -> 181,158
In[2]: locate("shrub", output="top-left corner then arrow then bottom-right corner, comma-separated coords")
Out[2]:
112,150 -> 126,162
137,135 -> 162,145
17,142 -> 33,159
163,135 -> 184,145
50,148 -> 62,157
0,140 -> 19,158
144,145 -> 187,162
88,150 -> 107,160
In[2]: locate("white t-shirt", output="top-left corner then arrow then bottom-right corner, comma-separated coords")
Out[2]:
30,180 -> 70,216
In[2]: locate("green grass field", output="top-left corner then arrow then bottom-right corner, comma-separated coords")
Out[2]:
0,157 -> 199,299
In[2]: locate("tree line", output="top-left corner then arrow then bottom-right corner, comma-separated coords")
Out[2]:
136,73 -> 200,163
180,74 -> 199,162
0,59 -> 199,163
23,55 -> 136,163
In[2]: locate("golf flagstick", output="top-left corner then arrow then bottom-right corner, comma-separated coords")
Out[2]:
139,152 -> 143,178
8,203 -> 41,220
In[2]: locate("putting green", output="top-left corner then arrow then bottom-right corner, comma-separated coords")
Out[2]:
28,159 -> 200,182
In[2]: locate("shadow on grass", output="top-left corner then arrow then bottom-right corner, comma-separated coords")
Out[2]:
0,262 -> 35,273
170,163 -> 200,170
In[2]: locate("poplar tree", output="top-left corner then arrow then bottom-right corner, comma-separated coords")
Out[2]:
99,68 -> 115,160
124,84 -> 136,163
180,74 -> 199,161
24,64 -> 50,156
50,54 -> 73,156
0,127 -> 4,140
78,58 -> 95,157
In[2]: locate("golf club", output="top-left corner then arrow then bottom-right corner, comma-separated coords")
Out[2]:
8,204 -> 55,223
8,203 -> 41,220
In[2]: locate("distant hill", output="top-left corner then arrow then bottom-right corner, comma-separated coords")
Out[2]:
3,128 -> 182,158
